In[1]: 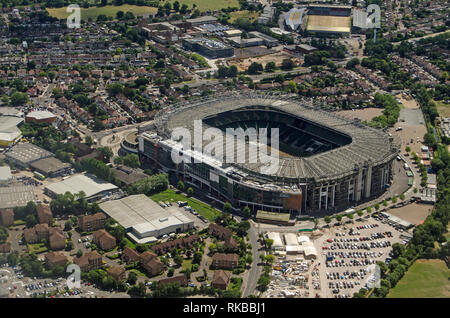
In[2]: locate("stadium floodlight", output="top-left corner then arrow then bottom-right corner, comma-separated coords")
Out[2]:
285,8 -> 305,31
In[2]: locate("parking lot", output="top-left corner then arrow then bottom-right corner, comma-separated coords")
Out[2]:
313,217 -> 408,298
160,201 -> 210,230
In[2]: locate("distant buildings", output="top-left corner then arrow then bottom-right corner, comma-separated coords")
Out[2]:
258,6 -> 276,25
182,38 -> 234,59
4,143 -> 53,169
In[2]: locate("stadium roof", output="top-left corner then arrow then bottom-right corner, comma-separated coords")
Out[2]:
45,174 -> 118,199
146,92 -> 398,183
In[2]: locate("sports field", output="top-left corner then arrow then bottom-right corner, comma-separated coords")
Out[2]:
165,0 -> 239,12
387,259 -> 450,298
306,15 -> 351,33
46,5 -> 157,20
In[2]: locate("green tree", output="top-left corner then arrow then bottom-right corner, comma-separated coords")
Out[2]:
187,187 -> 194,196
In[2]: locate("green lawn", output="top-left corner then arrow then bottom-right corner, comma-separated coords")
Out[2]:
182,259 -> 192,271
166,0 -> 239,12
13,220 -> 25,226
27,243 -> 48,254
150,189 -> 221,222
434,99 -> 450,117
124,237 -> 136,249
46,5 -> 157,20
387,259 -> 450,298
129,268 -> 147,277
228,10 -> 259,23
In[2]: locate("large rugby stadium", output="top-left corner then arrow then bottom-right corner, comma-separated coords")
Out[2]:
138,93 -> 399,215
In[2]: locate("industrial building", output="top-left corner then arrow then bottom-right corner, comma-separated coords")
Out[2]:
182,37 -> 234,59
29,157 -> 72,178
4,143 -> 53,169
0,185 -> 36,209
0,116 -> 23,147
45,174 -> 119,202
0,166 -> 12,185
186,15 -> 218,26
99,194 -> 194,244
25,110 -> 57,124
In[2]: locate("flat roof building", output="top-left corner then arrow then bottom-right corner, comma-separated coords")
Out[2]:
187,16 -> 218,26
0,116 -> 23,147
29,157 -> 72,178
45,174 -> 119,202
4,143 -> 53,168
0,185 -> 35,209
0,166 -> 12,185
99,194 -> 194,244
182,37 -> 234,59
25,110 -> 57,124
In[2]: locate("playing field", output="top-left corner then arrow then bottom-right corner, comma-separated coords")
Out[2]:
166,0 -> 239,12
46,5 -> 157,20
228,10 -> 259,23
387,259 -> 450,298
434,99 -> 450,117
306,15 -> 351,33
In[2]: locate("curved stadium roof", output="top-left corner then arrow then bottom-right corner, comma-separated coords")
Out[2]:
148,92 -> 399,182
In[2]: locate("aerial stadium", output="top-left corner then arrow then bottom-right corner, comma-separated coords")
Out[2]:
306,4 -> 352,36
138,93 -> 399,216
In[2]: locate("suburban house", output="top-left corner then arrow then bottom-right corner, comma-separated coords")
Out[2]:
207,223 -> 238,250
36,204 -> 53,225
0,209 -> 14,227
44,252 -> 68,269
74,251 -> 102,272
0,243 -> 11,254
49,230 -> 66,250
158,274 -> 188,287
121,246 -> 140,264
107,266 -> 126,281
78,213 -> 106,232
211,253 -> 239,270
212,270 -> 231,290
139,251 -> 165,277
92,229 -> 116,251
23,224 -> 64,245
151,234 -> 200,255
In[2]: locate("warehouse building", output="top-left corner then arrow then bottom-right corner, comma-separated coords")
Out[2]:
29,157 -> 72,178
4,143 -> 53,169
45,174 -> 119,202
182,37 -> 234,59
266,232 -> 284,251
99,194 -> 194,244
0,185 -> 36,209
186,15 -> 218,26
0,116 -> 23,147
25,110 -> 57,124
0,166 -> 12,186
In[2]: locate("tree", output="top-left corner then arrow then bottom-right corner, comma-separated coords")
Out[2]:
167,268 -> 175,277
223,202 -> 232,214
265,61 -> 276,72
347,213 -> 354,222
64,220 -> 73,231
259,253 -> 266,263
405,146 -> 411,153
246,255 -> 253,265
399,194 -> 405,201
313,218 -> 319,229
357,210 -> 364,218
122,154 -> 140,168
257,275 -> 270,292
242,206 -> 251,219
116,10 -> 124,19
281,59 -> 294,70
10,92 -> 28,106
324,215 -> 331,225
366,207 -> 372,213
127,272 -> 138,285
187,187 -> 194,196
335,215 -> 342,223
392,243 -> 406,258
85,135 -> 93,146
374,203 -> 380,211
247,62 -> 263,75
173,255 -> 183,266
177,180 -> 185,191
265,254 -> 275,264
265,238 -> 273,250
25,215 -> 37,228
382,200 -> 388,207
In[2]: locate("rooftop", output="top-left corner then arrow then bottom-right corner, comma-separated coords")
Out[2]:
5,143 -> 53,165
45,174 -> 118,199
0,185 -> 36,209
29,157 -> 71,174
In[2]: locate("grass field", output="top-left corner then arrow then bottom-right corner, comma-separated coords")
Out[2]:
387,259 -> 450,298
46,5 -> 157,20
228,10 -> 259,23
150,189 -> 221,222
165,0 -> 239,12
434,99 -> 450,117
306,15 -> 351,33
27,243 -> 48,254
182,259 -> 192,271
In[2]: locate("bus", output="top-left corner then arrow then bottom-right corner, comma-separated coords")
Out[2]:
34,171 -> 45,180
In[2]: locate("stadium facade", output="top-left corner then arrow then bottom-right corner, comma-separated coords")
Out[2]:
138,93 -> 399,215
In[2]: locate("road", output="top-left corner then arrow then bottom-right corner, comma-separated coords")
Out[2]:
242,221 -> 262,297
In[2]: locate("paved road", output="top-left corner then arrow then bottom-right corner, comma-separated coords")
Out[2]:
242,222 -> 262,297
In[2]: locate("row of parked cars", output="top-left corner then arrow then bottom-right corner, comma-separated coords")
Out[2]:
182,204 -> 208,223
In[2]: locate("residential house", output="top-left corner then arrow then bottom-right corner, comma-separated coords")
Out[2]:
139,251 -> 165,277
121,246 -> 140,264
44,252 -> 68,269
92,229 -> 116,251
0,243 -> 11,254
74,251 -> 102,272
212,270 -> 231,290
36,204 -> 53,225
151,234 -> 200,255
211,253 -> 239,270
158,275 -> 188,287
107,266 -> 126,281
49,230 -> 66,250
78,213 -> 106,232
0,209 -> 14,227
